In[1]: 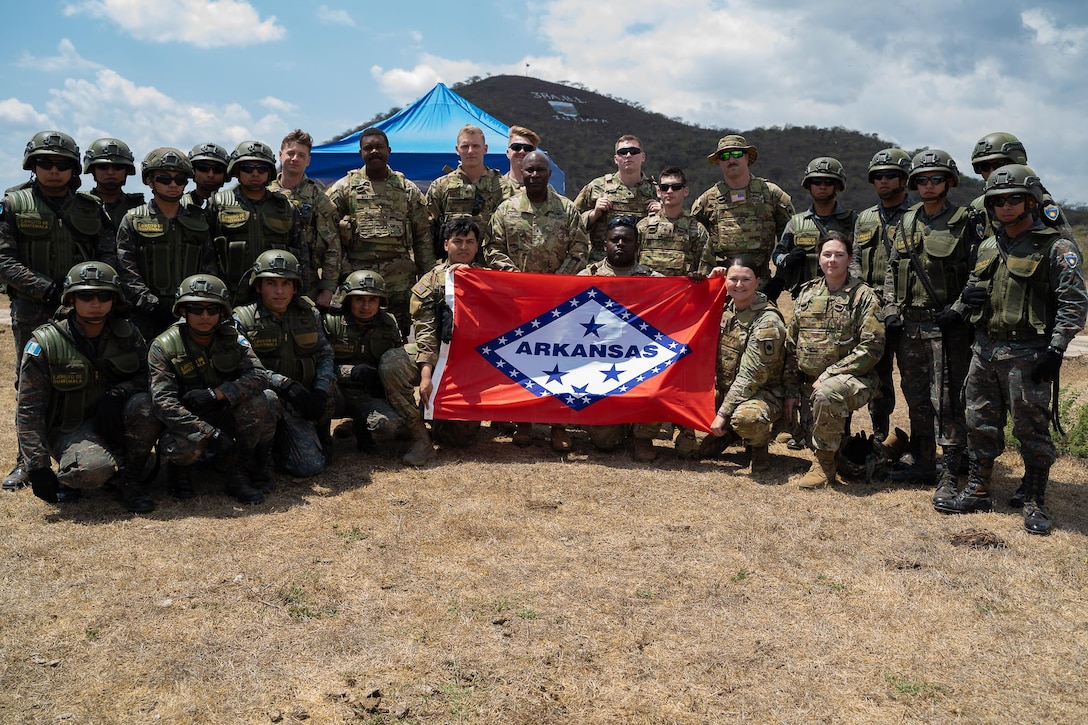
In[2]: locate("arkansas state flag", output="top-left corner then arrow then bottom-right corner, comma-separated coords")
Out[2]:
427,268 -> 726,431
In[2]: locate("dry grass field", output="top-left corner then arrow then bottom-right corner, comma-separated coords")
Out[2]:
2,314 -> 1087,724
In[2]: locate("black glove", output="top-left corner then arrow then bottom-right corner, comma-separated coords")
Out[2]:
181,388 -> 221,416
1031,346 -> 1063,384
884,314 -> 904,332
302,388 -> 329,421
349,363 -> 378,385
150,302 -> 177,329
780,247 -> 807,270
210,429 -> 235,457
94,388 -> 128,448
44,283 -> 62,307
960,285 -> 988,310
761,274 -> 785,302
935,307 -> 964,333
279,381 -> 310,411
29,467 -> 60,503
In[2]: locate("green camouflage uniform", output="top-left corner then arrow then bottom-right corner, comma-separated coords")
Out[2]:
425,166 -> 512,256
715,293 -> 787,447
772,205 -> 857,297
786,276 -> 884,452
269,176 -> 341,298
325,167 -> 435,333
149,320 -> 279,466
485,188 -> 588,274
691,178 -> 794,277
574,172 -> 657,262
971,191 -> 1075,242
19,314 -> 160,491
636,209 -> 714,276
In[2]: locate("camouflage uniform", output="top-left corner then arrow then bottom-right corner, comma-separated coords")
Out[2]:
486,187 -> 588,274
772,205 -> 857,297
425,166 -> 512,257
574,172 -> 657,262
95,192 -> 145,238
786,276 -> 884,452
234,297 -> 335,477
149,320 -> 279,467
716,293 -> 787,447
208,186 -> 310,298
19,314 -> 160,492
636,210 -> 714,276
884,202 -> 980,471
116,198 -> 219,339
269,176 -> 341,299
691,178 -> 793,277
325,167 -> 435,332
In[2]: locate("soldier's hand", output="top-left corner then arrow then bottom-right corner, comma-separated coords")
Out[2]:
94,388 -> 128,448
350,363 -> 378,385
883,313 -> 904,332
28,467 -> 60,504
960,285 -> 988,310
210,429 -> 235,457
302,389 -> 329,421
182,388 -> 220,416
710,414 -> 731,437
935,308 -> 964,333
781,247 -> 806,270
1031,346 -> 1063,384
279,381 -> 310,411
687,272 -> 707,283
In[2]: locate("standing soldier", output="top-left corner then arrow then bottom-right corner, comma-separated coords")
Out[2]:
636,166 -> 714,276
234,251 -> 334,478
935,165 -> 1087,534
209,141 -> 309,298
149,273 -> 278,504
503,126 -> 540,190
574,135 -> 660,263
325,128 -> 434,333
1,131 -> 114,491
852,148 -> 913,441
882,150 -> 981,497
116,147 -> 218,339
692,135 -> 794,280
268,129 -> 341,311
19,262 -> 160,512
83,137 -> 144,236
184,142 -> 229,209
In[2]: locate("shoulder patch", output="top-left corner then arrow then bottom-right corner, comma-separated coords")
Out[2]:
730,190 -> 746,203
237,334 -> 252,348
24,340 -> 41,357
1064,252 -> 1079,269
1044,204 -> 1061,222
976,222 -> 985,239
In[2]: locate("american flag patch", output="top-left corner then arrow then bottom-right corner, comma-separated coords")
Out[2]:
730,190 -> 746,203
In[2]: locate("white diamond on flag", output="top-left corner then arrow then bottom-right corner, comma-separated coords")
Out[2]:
475,286 -> 690,411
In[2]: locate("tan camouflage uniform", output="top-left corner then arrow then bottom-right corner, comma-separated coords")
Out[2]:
485,187 -> 588,274
691,179 -> 793,276
425,166 -> 512,252
636,210 -> 714,276
269,176 -> 341,298
574,172 -> 658,262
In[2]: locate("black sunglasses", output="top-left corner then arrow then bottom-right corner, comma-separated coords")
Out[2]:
508,143 -> 535,153
193,162 -> 225,174
236,163 -> 269,174
153,173 -> 188,186
185,304 -> 222,316
658,182 -> 685,191
615,147 -> 642,156
74,291 -> 114,303
35,158 -> 76,172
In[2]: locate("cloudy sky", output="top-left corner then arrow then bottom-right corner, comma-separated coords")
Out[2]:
2,0 -> 1086,203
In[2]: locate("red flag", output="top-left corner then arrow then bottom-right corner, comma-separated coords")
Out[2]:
428,269 -> 726,431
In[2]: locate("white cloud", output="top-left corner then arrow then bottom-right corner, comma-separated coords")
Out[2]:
317,5 -> 355,28
16,39 -> 102,73
260,96 -> 297,113
0,99 -> 52,127
1022,9 -> 1088,53
63,0 -> 285,48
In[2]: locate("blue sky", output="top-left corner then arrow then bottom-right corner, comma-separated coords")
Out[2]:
2,0 -> 1087,204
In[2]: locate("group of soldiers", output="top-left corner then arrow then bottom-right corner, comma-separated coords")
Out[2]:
1,123 -> 1084,536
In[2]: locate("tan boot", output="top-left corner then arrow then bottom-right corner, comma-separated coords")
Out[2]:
674,428 -> 699,459
632,438 -> 658,462
402,424 -> 437,467
513,423 -> 533,447
550,426 -> 571,452
798,450 -> 837,489
748,445 -> 769,472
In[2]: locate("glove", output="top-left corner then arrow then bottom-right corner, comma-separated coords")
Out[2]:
210,429 -> 235,457
28,467 -> 60,504
960,285 -> 988,310
150,302 -> 177,329
44,283 -> 62,307
302,388 -> 329,421
935,307 -> 964,333
780,247 -> 806,270
349,363 -> 378,385
279,381 -> 310,411
883,314 -> 903,332
94,388 -> 128,448
182,388 -> 221,416
1031,346 -> 1063,384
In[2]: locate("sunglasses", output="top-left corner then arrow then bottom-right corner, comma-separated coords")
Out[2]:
809,178 -> 837,187
990,194 -> 1028,207
35,158 -> 76,172
615,147 -> 643,157
607,214 -> 639,229
193,162 -> 225,174
508,143 -> 535,153
974,160 -> 1008,173
718,149 -> 747,160
74,291 -> 114,303
658,182 -> 685,192
97,163 -> 130,172
914,175 -> 948,186
236,163 -> 269,174
153,173 -> 188,186
870,171 -> 903,181
185,304 -> 222,316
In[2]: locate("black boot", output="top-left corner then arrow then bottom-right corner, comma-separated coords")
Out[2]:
934,457 -> 992,514
932,446 -> 964,506
1022,466 -> 1052,535
117,451 -> 155,513
225,468 -> 264,504
1008,477 -> 1028,509
2,464 -> 28,491
248,441 -> 276,493
889,444 -> 937,486
167,463 -> 196,499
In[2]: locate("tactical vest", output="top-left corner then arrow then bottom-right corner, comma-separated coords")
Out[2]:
155,322 -> 245,391
438,170 -> 506,223
717,298 -> 785,390
968,229 -> 1056,341
32,319 -> 143,434
853,206 -> 901,288
588,174 -> 655,248
710,178 -> 778,267
890,206 -> 972,312
793,278 -> 865,377
127,203 -> 210,297
324,310 -> 401,371
213,189 -> 295,289
344,170 -> 413,263
8,188 -> 102,291
639,213 -> 698,275
235,299 -> 321,388
781,209 -> 855,296
99,192 -> 145,232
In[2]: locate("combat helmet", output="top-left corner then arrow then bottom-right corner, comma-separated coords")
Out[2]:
173,274 -> 232,316
983,164 -> 1043,205
907,149 -> 959,189
189,142 -> 229,168
82,137 -> 136,175
802,156 -> 846,191
226,141 -> 276,179
22,131 -> 80,171
250,250 -> 301,287
867,148 -> 911,181
141,147 -> 193,182
971,132 -> 1028,172
340,270 -> 387,300
62,261 -> 126,309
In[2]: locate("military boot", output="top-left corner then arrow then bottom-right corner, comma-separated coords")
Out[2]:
225,469 -> 264,504
1022,466 -> 1052,535
402,423 -> 437,467
932,445 -> 965,506
747,445 -> 770,473
798,450 -> 837,489
888,437 -> 937,485
673,428 -> 699,459
697,430 -> 734,459
934,458 -> 992,514
249,441 -> 276,493
2,464 -> 28,491
353,417 -> 375,453
167,463 -> 196,499
632,437 -> 658,462
1008,477 -> 1028,509
117,450 -> 155,513
512,423 -> 533,447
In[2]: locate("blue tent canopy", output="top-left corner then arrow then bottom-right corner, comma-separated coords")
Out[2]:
308,83 -> 565,193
